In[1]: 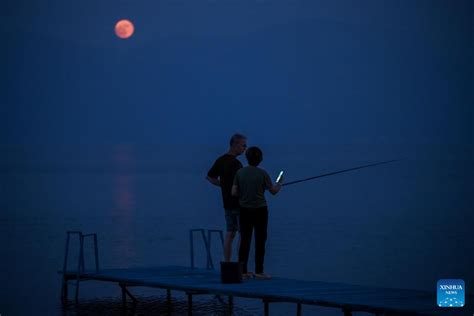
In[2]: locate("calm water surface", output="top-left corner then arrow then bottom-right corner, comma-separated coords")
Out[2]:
1,144 -> 472,315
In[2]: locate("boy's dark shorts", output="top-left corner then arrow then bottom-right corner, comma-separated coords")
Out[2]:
224,208 -> 240,232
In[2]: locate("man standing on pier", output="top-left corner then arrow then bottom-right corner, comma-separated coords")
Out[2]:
206,133 -> 247,261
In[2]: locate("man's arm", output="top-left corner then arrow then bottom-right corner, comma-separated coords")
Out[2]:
206,176 -> 220,187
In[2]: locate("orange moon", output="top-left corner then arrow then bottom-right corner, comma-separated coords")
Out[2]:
115,19 -> 134,39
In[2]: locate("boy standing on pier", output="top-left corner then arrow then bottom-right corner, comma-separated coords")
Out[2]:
232,146 -> 283,280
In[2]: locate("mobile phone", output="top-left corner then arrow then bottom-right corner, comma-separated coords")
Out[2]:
276,170 -> 284,183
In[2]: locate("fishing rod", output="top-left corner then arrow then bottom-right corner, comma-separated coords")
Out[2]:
282,159 -> 401,187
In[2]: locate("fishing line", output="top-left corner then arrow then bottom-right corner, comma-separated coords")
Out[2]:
282,159 -> 401,186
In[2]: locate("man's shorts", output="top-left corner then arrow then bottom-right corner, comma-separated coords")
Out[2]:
224,208 -> 240,232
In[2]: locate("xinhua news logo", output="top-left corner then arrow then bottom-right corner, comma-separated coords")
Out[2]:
437,279 -> 465,307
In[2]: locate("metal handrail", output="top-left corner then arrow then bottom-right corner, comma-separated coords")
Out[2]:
62,231 -> 83,275
189,229 -> 211,269
61,230 -> 100,302
207,229 -> 225,269
83,233 -> 100,272
189,228 -> 224,269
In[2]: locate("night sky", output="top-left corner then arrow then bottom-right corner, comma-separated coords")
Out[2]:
2,0 -> 472,146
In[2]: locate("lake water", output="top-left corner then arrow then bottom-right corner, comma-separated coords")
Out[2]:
0,144 -> 472,315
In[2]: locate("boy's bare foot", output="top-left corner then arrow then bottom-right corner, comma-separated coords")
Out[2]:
254,273 -> 271,280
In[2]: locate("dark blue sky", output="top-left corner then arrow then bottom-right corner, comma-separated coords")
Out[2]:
2,0 -> 472,145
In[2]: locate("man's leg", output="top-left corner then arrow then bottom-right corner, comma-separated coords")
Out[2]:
234,208 -> 241,261
224,231 -> 236,262
224,209 -> 240,261
236,231 -> 241,260
254,206 -> 268,274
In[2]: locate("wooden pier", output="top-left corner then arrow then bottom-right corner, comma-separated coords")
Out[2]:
60,265 -> 472,316
59,231 -> 472,315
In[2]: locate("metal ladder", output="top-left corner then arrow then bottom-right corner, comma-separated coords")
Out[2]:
61,230 -> 100,302
189,228 -> 225,269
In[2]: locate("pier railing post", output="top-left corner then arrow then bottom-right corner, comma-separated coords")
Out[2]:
264,300 -> 270,316
61,231 -> 100,303
61,231 -> 83,302
121,284 -> 126,309
228,295 -> 234,314
166,288 -> 172,313
207,230 -> 214,269
119,283 -> 138,309
207,229 -> 225,269
187,292 -> 193,316
93,234 -> 99,272
189,229 -> 212,269
75,233 -> 85,301
62,233 -> 71,275
83,233 -> 100,272
61,233 -> 71,302
201,230 -> 212,269
189,230 -> 194,268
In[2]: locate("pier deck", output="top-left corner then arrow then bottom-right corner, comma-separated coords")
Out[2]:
60,265 -> 472,315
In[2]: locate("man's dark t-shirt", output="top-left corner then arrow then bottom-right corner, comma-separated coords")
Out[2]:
207,154 -> 243,210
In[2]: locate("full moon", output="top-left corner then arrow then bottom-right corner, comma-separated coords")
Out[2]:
115,19 -> 134,39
